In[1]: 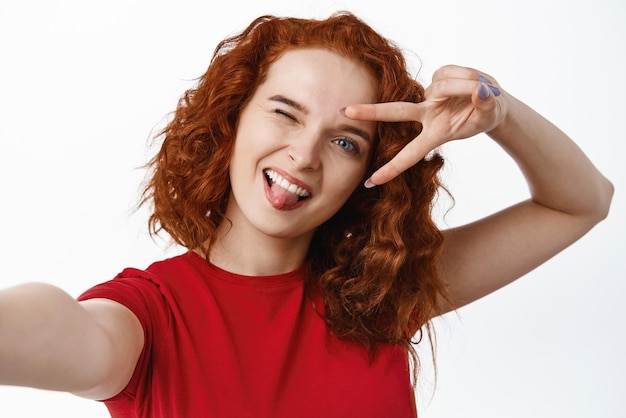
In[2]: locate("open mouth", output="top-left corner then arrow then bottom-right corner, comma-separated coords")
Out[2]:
263,168 -> 311,210
264,168 -> 311,200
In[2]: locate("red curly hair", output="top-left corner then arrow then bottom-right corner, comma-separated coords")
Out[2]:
143,12 -> 450,365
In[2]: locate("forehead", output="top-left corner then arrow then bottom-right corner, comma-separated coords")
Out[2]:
258,48 -> 378,107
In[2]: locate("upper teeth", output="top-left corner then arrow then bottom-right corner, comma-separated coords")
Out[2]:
265,169 -> 310,198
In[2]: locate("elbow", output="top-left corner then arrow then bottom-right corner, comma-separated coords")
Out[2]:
588,175 -> 614,224
596,176 -> 614,221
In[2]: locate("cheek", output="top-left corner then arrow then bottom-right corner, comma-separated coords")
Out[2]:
235,121 -> 281,156
328,165 -> 366,201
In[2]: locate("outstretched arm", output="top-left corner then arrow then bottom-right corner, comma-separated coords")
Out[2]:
0,282 -> 143,400
346,64 -> 613,312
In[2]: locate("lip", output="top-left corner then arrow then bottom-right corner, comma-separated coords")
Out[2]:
263,166 -> 313,211
264,166 -> 313,195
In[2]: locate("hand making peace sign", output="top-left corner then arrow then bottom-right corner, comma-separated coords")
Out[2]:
346,64 -> 508,187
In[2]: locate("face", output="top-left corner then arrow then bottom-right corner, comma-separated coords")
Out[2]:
225,48 -> 377,244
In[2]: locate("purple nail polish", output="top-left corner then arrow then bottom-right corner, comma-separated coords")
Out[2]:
479,76 -> 492,84
489,85 -> 501,96
478,82 -> 490,100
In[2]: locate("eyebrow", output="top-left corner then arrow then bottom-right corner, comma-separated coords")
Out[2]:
269,95 -> 308,114
339,124 -> 372,144
268,94 -> 372,144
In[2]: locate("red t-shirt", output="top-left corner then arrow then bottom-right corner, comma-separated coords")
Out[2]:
78,252 -> 417,417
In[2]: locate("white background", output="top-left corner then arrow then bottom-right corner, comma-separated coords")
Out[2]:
0,0 -> 624,417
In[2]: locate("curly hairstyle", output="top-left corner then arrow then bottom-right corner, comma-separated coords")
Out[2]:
143,11 -> 451,368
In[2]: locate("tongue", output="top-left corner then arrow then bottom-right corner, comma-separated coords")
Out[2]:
268,182 -> 301,209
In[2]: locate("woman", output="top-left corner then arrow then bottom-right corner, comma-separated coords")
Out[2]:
0,12 -> 613,418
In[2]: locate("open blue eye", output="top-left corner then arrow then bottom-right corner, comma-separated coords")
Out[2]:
333,138 -> 359,155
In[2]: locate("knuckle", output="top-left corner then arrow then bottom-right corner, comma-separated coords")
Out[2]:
402,103 -> 420,120
465,67 -> 481,78
434,65 -> 453,80
397,103 -> 410,119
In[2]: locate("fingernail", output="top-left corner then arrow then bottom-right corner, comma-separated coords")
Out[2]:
489,85 -> 501,96
478,82 -> 490,100
339,107 -> 347,116
478,76 -> 492,84
364,178 -> 376,188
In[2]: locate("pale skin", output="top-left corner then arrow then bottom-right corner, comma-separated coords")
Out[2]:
0,51 -> 613,402
347,64 -> 614,309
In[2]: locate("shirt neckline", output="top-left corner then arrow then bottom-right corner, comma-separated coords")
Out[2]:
184,251 -> 306,288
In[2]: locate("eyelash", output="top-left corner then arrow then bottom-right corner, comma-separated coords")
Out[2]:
274,109 -> 297,122
333,138 -> 360,155
274,108 -> 360,155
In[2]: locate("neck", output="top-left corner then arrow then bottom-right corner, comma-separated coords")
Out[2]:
204,221 -> 313,277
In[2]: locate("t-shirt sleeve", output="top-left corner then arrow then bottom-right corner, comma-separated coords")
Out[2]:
77,268 -> 172,401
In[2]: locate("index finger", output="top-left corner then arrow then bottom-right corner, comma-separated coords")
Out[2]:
345,102 -> 425,122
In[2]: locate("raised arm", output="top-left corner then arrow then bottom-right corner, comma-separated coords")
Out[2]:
0,282 -> 143,400
438,92 -> 612,309
346,64 -> 613,311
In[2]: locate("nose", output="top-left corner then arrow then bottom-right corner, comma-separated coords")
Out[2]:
288,135 -> 321,171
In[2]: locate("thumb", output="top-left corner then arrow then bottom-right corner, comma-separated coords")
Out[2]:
475,77 -> 501,106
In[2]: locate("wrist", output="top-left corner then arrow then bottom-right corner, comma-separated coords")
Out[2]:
486,94 -> 525,145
